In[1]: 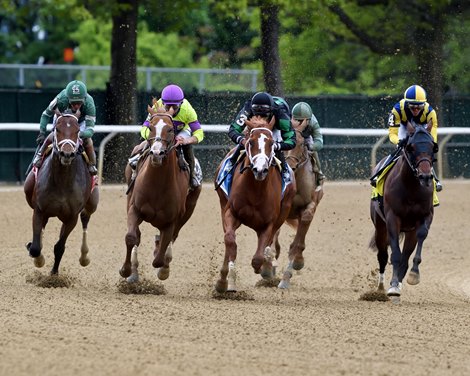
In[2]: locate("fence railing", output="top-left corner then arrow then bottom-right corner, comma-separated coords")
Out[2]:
1,123 -> 469,184
0,64 -> 259,92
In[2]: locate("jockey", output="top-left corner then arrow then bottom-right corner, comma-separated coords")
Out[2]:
228,91 -> 296,182
128,84 -> 204,189
291,101 -> 326,186
370,84 -> 442,192
32,80 -> 97,175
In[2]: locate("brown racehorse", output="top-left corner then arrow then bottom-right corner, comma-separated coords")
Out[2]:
273,118 -> 324,289
24,111 -> 99,274
370,122 -> 438,298
120,106 -> 201,282
214,116 -> 296,293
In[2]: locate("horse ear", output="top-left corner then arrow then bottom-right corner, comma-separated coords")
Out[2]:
147,105 -> 155,114
268,115 -> 275,130
406,121 -> 415,135
244,119 -> 254,131
152,97 -> 158,107
426,119 -> 433,133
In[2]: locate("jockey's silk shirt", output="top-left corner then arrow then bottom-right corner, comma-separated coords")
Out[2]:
39,89 -> 96,139
388,99 -> 438,144
143,99 -> 204,143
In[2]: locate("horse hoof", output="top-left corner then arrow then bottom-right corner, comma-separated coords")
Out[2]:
292,258 -> 304,271
407,271 -> 420,285
119,266 -> 131,279
387,286 -> 401,296
157,267 -> 170,280
278,280 -> 290,289
215,280 -> 228,294
33,254 -> 45,268
79,256 -> 90,267
126,274 -> 139,283
260,266 -> 273,280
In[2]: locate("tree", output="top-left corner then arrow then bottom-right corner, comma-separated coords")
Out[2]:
327,0 -> 470,115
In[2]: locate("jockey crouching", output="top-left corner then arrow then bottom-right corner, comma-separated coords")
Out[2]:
228,92 -> 296,183
291,102 -> 326,186
32,80 -> 97,175
128,84 -> 204,190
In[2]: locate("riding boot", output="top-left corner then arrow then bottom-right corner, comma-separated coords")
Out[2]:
432,168 -> 443,192
183,144 -> 197,189
83,138 -> 98,175
276,150 -> 290,183
33,133 -> 53,168
311,151 -> 325,186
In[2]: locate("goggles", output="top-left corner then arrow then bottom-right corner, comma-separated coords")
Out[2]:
408,103 -> 424,111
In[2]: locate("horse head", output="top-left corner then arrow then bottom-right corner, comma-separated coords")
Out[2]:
245,127 -> 275,181
53,110 -> 81,166
146,105 -> 176,166
286,118 -> 309,170
404,121 -> 438,187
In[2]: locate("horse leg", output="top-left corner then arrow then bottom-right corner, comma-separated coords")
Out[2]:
407,220 -> 431,285
215,209 -> 241,293
27,209 -> 46,268
154,229 -> 173,281
271,228 -> 281,277
121,205 -> 143,279
254,227 -> 274,277
51,216 -> 79,275
152,226 -> 175,280
370,202 -> 388,290
397,231 -> 417,284
387,223 -> 403,297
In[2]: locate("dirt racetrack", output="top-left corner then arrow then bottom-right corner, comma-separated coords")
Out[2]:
1,180 -> 469,376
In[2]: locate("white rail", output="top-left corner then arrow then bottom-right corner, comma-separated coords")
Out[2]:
1,124 -> 469,183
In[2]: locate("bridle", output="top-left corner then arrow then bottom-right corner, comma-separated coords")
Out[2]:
53,114 -> 80,155
402,129 -> 436,180
244,127 -> 275,172
147,113 -> 177,156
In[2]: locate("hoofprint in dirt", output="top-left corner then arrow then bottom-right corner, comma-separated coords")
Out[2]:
0,181 -> 469,376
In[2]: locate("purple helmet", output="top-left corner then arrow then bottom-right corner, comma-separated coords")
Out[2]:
161,84 -> 184,105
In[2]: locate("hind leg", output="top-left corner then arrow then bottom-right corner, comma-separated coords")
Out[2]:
121,205 -> 143,278
407,219 -> 431,285
51,216 -> 79,274
397,231 -> 417,284
79,188 -> 100,267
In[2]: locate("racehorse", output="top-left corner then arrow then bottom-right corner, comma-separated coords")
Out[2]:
24,111 -> 99,274
273,118 -> 324,289
214,116 -> 296,293
120,106 -> 201,282
370,122 -> 438,297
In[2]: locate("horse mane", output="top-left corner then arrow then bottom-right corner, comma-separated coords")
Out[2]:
245,115 -> 275,131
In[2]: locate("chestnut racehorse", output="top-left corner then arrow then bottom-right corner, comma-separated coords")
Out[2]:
214,116 -> 296,293
370,122 -> 438,298
24,111 -> 99,274
120,106 -> 201,282
273,118 -> 324,289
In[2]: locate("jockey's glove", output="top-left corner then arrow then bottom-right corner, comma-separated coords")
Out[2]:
273,142 -> 282,151
36,132 -> 45,145
397,138 -> 407,148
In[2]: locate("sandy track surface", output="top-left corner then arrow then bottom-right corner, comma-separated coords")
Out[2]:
1,181 -> 469,376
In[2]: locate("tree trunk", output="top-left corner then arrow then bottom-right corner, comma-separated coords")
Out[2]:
259,2 -> 283,96
104,0 -> 139,183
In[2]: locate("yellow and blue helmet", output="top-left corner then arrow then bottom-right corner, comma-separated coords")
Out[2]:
404,85 -> 427,105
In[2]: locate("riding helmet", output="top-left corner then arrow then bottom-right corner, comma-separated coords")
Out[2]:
251,92 -> 274,116
161,84 -> 184,105
404,85 -> 427,105
66,80 -> 87,103
292,102 -> 313,120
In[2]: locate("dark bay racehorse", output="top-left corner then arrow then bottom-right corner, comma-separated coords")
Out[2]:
214,116 -> 296,293
370,122 -> 438,297
273,118 -> 324,289
120,106 -> 201,282
24,111 -> 99,274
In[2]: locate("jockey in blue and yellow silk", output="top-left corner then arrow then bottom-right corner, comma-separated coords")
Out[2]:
128,84 -> 204,189
370,84 -> 441,205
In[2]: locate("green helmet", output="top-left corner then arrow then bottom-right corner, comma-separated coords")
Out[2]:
292,102 -> 313,120
65,80 -> 87,103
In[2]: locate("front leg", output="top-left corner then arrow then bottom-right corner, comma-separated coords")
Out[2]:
121,205 -> 142,278
408,218 -> 431,285
28,209 -> 45,260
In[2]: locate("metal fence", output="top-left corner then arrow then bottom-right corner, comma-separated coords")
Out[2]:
0,64 -> 259,93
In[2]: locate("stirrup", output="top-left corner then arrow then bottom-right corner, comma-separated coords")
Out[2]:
370,177 -> 377,187
435,181 -> 443,192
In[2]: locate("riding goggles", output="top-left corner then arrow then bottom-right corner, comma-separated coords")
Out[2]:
408,103 -> 425,110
